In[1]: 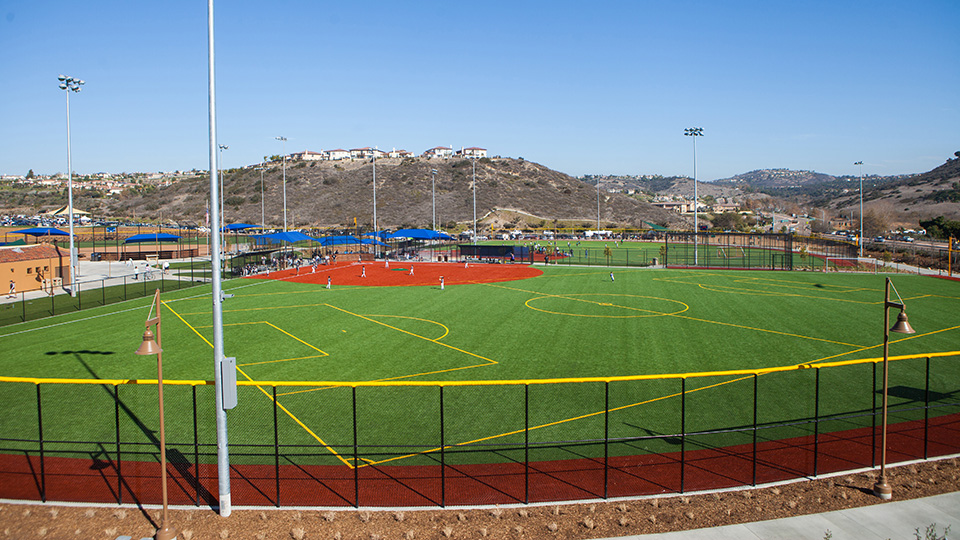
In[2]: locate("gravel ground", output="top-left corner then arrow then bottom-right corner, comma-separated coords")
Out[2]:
1,458 -> 957,540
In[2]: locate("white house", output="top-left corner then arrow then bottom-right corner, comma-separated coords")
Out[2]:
290,150 -> 326,162
324,149 -> 350,161
456,147 -> 487,158
423,146 -> 454,158
387,148 -> 413,158
350,147 -> 386,159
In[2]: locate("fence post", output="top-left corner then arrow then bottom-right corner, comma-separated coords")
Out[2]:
524,383 -> 530,505
752,373 -> 758,486
604,381 -> 609,499
924,356 -> 930,459
124,275 -> 128,301
872,362 -> 877,467
115,384 -> 122,505
21,291 -> 26,322
814,367 -> 820,477
36,384 -> 46,502
192,385 -> 200,507
439,385 -> 445,508
680,377 -> 686,494
352,386 -> 359,508
101,278 -> 106,306
50,289 -> 55,317
273,385 -> 280,507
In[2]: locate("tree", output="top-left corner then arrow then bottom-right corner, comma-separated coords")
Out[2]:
25,169 -> 35,179
711,212 -> 745,231
861,210 -> 889,237
919,216 -> 960,240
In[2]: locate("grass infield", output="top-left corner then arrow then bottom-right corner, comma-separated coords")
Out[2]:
1,262 -> 958,470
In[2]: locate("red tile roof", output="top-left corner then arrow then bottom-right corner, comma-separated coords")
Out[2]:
0,244 -> 66,264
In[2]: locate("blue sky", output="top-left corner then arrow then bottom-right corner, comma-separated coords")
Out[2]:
2,0 -> 957,180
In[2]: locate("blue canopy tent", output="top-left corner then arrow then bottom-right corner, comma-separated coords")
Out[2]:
250,231 -> 316,245
361,238 -> 389,247
124,233 -> 182,243
388,228 -> 454,240
221,223 -> 259,232
318,235 -> 362,247
12,227 -> 71,238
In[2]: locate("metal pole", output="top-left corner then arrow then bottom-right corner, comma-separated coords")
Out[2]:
875,278 -> 893,499
277,137 -> 287,231
684,128 -> 703,265
372,149 -> 378,257
472,157 -> 477,245
58,75 -> 84,297
597,178 -> 601,233
219,144 -> 228,253
431,168 -> 437,231
154,291 -> 176,540
856,161 -> 864,257
260,163 -> 265,229
208,0 -> 232,516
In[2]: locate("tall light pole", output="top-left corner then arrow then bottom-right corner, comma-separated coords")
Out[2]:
372,148 -> 378,251
256,163 -> 266,229
58,74 -> 84,297
684,127 -> 704,265
218,144 -> 228,252
134,289 -> 177,540
472,156 -> 478,245
855,161 -> 864,257
431,168 -> 438,231
874,277 -> 916,500
207,0 -> 232,517
597,178 -> 601,233
276,136 -> 287,231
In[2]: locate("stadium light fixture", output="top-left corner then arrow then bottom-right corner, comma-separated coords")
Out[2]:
134,289 -> 177,540
58,74 -> 84,297
684,127 -> 703,265
874,277 -> 915,501
276,136 -> 288,231
855,161 -> 864,257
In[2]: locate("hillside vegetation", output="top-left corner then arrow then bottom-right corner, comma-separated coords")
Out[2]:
85,157 -> 690,230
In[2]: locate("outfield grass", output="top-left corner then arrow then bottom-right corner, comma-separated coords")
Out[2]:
1,266 -> 958,467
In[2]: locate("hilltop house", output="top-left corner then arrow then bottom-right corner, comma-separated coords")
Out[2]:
423,146 -> 454,158
456,147 -> 488,158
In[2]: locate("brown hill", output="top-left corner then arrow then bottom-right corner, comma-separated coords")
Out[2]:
107,157 -> 689,231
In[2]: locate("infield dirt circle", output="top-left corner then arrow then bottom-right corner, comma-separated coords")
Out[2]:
249,260 -> 544,287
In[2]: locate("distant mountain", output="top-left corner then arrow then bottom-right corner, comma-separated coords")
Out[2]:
713,169 -> 838,189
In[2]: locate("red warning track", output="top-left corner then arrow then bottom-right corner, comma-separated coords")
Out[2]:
0,414 -> 956,507
246,261 -> 543,287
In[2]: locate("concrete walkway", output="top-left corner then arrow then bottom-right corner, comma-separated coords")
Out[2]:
597,492 -> 960,540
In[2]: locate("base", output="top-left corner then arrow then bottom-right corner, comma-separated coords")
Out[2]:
873,480 -> 893,500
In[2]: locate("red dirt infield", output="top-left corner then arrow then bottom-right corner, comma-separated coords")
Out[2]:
247,261 -> 544,287
1,413 -> 956,507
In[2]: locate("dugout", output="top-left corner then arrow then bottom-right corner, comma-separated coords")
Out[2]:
459,244 -> 530,262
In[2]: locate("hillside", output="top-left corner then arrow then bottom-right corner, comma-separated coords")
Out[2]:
94,158 -> 690,230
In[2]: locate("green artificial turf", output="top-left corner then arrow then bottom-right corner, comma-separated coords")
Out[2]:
1,267 -> 958,467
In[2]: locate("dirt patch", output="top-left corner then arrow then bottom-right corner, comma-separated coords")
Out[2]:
2,458 -> 956,539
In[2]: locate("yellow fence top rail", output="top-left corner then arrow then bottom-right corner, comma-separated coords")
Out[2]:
1,351 -> 956,388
